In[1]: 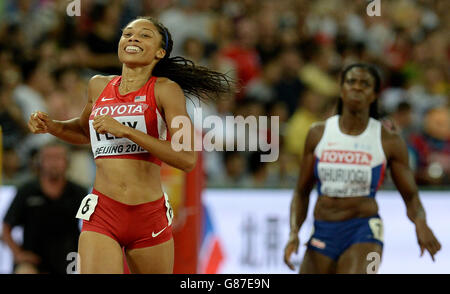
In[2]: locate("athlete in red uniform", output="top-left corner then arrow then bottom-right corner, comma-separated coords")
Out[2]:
28,17 -> 233,274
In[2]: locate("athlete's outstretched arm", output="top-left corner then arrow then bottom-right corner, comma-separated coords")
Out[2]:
383,128 -> 442,261
92,79 -> 196,172
28,75 -> 110,145
284,123 -> 323,270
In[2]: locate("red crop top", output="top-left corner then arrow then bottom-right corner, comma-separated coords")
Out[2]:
88,76 -> 168,166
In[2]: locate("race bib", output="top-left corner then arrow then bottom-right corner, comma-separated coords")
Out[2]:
89,103 -> 149,158
76,194 -> 99,221
163,192 -> 174,226
317,163 -> 372,197
369,218 -> 384,242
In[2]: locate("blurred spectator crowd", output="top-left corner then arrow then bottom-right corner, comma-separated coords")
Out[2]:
0,0 -> 448,190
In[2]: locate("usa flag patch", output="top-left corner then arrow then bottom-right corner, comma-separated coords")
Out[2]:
134,95 -> 146,102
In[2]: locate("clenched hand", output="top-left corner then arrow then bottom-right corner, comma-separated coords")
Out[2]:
28,111 -> 55,134
92,115 -> 128,138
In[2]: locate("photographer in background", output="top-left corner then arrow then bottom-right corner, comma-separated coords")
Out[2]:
2,141 -> 86,274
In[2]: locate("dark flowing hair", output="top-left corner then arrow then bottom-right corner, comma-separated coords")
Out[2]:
127,16 -> 235,103
336,63 -> 381,119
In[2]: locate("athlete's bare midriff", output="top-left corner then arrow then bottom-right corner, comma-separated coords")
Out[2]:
93,158 -> 163,205
314,195 -> 379,221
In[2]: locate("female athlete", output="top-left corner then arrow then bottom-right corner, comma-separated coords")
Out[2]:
283,63 -> 441,274
28,17 -> 232,274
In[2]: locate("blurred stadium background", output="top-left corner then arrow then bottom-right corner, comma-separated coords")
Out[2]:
0,0 -> 448,274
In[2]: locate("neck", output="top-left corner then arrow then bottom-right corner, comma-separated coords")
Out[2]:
339,108 -> 370,135
40,176 -> 66,199
119,65 -> 154,94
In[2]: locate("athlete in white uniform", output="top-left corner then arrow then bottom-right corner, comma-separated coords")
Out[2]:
284,63 -> 441,274
314,115 -> 386,199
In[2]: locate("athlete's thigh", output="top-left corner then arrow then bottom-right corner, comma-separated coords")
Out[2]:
300,248 -> 337,274
125,238 -> 174,274
336,243 -> 383,274
78,231 -> 124,274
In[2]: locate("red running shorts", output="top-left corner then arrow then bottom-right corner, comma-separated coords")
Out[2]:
80,189 -> 173,250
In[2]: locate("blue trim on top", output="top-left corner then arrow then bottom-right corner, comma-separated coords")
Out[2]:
369,163 -> 384,197
314,156 -> 322,196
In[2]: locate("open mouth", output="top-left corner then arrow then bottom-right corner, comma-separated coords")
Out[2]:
124,45 -> 143,53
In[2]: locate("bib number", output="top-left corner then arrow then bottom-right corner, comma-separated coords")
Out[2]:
163,192 -> 174,226
76,194 -> 98,221
369,218 -> 384,242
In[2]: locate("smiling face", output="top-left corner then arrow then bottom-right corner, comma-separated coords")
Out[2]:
118,19 -> 166,68
340,67 -> 377,112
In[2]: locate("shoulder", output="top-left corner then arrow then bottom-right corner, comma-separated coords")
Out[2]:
18,178 -> 40,192
381,123 -> 407,160
381,123 -> 403,144
88,75 -> 116,88
154,77 -> 185,107
88,75 -> 117,102
309,121 -> 325,133
14,179 -> 40,198
304,121 -> 326,152
154,77 -> 183,96
308,121 -> 325,141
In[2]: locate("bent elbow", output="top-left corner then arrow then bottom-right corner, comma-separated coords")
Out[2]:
182,160 -> 196,173
181,153 -> 197,173
77,135 -> 91,145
